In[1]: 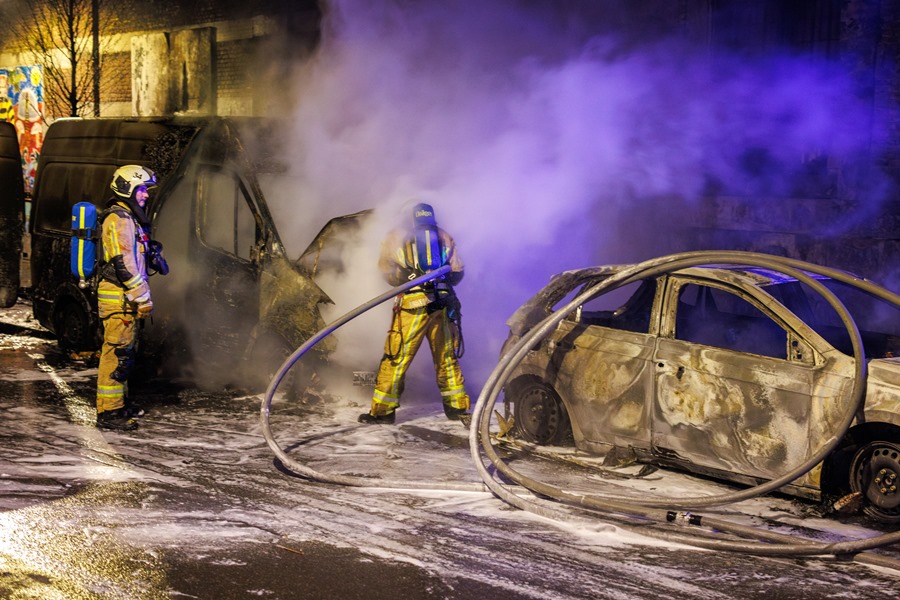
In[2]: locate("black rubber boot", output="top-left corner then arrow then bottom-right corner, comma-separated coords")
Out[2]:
122,399 -> 145,418
97,408 -> 139,431
443,405 -> 471,421
358,412 -> 396,425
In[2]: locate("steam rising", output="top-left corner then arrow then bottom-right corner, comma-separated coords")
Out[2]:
265,0 -> 888,392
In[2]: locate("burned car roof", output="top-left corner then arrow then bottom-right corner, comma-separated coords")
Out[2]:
507,263 -> 843,336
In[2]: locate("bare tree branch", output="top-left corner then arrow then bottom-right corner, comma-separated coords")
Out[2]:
5,0 -> 125,117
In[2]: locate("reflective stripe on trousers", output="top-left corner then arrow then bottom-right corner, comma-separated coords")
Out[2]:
96,312 -> 137,413
370,306 -> 469,416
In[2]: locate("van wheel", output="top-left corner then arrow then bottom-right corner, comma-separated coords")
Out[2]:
850,441 -> 900,524
511,380 -> 571,446
247,329 -> 309,398
54,301 -> 93,351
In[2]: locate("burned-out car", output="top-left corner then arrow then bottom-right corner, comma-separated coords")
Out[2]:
501,257 -> 900,523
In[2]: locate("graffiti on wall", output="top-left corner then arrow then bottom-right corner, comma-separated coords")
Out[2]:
0,65 -> 44,194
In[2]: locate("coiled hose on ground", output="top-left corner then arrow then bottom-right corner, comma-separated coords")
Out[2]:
261,251 -> 900,569
261,265 -> 487,493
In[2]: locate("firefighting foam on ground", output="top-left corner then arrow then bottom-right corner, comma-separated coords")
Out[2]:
2,299 -> 900,598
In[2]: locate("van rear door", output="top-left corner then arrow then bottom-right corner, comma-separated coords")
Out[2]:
0,121 -> 24,307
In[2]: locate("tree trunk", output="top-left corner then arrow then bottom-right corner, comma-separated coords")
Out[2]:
92,0 -> 100,116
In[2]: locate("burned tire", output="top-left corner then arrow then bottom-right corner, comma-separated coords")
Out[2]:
53,300 -> 96,352
850,441 -> 900,524
511,379 -> 571,446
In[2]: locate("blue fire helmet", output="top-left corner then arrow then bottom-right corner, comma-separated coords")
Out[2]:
413,203 -> 437,228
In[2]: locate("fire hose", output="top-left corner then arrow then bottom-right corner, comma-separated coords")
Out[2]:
261,265 -> 488,492
260,251 -> 900,568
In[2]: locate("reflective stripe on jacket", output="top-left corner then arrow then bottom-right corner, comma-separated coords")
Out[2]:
101,203 -> 151,304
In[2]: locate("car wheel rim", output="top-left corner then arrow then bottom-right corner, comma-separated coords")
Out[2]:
850,441 -> 900,523
516,384 -> 562,444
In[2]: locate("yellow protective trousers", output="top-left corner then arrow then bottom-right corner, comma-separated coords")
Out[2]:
96,286 -> 139,413
370,304 -> 469,417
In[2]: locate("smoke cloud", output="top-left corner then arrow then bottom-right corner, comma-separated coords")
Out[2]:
263,0 -> 888,392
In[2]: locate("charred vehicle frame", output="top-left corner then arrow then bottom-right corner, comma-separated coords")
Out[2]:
29,117 -> 333,389
502,255 -> 900,523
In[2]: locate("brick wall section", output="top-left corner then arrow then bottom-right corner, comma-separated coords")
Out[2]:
216,39 -> 258,96
107,0 -> 319,36
100,52 -> 131,103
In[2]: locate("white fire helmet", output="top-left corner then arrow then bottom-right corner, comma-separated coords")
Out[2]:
110,165 -> 157,198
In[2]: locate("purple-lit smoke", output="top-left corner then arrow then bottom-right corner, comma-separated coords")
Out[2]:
266,0 -> 886,391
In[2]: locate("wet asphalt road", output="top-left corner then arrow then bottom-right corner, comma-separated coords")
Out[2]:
1,300 -> 899,599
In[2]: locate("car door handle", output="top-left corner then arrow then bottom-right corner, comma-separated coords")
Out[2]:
551,340 -> 574,351
657,362 -> 685,379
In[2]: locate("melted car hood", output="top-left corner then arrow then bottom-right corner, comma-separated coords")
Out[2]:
506,266 -> 625,336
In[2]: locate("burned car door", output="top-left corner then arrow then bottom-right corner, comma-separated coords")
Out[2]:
652,277 -> 848,482
191,168 -> 259,374
150,164 -> 262,386
551,278 -> 660,449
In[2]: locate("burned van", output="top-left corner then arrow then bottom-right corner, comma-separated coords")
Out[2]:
0,121 -> 24,308
29,117 -> 332,389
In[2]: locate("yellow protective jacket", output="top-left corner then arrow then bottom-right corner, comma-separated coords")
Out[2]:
378,226 -> 464,309
97,202 -> 151,312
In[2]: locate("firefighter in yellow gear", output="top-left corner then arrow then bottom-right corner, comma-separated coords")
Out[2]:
95,165 -> 158,431
360,203 -> 470,424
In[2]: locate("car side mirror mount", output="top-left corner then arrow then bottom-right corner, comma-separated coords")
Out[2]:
789,334 -> 814,364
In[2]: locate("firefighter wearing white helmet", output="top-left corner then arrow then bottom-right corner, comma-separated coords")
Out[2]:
95,165 -> 159,431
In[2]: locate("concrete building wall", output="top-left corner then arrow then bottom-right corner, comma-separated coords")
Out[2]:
131,33 -> 171,117
0,0 -> 320,120
680,0 -> 900,283
131,27 -> 216,117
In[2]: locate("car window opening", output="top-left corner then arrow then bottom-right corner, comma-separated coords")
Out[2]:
766,279 -> 900,360
676,283 -> 788,360
559,279 -> 656,335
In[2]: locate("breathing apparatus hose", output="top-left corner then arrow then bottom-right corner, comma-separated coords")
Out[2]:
260,264 -> 489,493
441,285 -> 465,359
469,250 -> 900,559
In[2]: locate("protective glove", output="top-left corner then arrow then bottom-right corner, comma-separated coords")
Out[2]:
137,300 -> 154,319
148,241 -> 169,276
